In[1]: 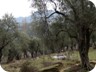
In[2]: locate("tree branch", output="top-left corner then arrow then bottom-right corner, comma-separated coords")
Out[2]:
50,0 -> 57,10
47,12 -> 56,18
55,10 -> 74,23
48,0 -> 75,23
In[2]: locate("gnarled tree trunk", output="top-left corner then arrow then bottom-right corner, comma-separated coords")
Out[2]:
78,27 -> 92,70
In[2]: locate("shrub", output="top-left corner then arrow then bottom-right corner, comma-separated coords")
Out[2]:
20,61 -> 39,72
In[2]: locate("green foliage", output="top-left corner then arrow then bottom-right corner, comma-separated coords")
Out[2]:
0,14 -> 19,62
0,14 -> 18,49
28,37 -> 43,57
17,32 -> 30,51
29,37 -> 40,51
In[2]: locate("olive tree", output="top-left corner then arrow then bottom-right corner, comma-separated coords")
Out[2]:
0,14 -> 18,62
31,0 -> 96,70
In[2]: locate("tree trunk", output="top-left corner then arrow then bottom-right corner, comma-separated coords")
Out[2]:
0,48 -> 3,63
0,50 -> 2,63
31,52 -> 34,58
78,27 -> 92,71
7,49 -> 14,63
15,54 -> 21,60
79,47 -> 91,70
23,50 -> 28,58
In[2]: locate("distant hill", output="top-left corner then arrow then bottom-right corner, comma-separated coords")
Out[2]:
16,16 -> 32,23
16,10 -> 57,24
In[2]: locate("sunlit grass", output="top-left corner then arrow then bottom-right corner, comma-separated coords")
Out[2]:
89,49 -> 96,61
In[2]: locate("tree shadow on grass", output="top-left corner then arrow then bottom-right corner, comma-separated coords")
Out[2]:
64,62 -> 96,72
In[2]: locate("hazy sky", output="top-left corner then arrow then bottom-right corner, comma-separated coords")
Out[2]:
0,0 -> 95,18
0,0 -> 32,18
91,0 -> 96,6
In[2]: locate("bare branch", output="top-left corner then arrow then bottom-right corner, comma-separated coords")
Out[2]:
47,12 -> 56,18
50,0 -> 57,10
55,10 -> 75,22
65,0 -> 78,20
48,0 -> 75,23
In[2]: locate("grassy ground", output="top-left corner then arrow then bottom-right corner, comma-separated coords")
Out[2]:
1,49 -> 96,72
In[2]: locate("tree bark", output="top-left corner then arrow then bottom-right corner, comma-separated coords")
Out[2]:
31,52 -> 34,58
78,27 -> 92,71
23,50 -> 29,58
7,49 -> 14,63
0,50 -> 2,63
0,48 -> 3,63
79,51 -> 91,70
